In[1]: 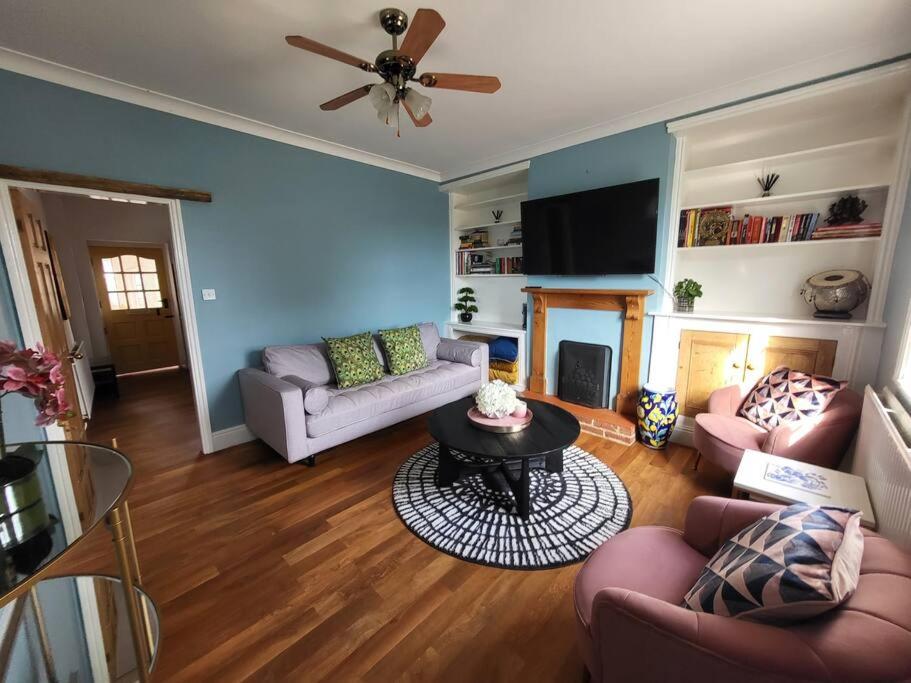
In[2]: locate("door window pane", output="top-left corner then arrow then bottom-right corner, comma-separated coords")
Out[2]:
145,291 -> 163,308
102,257 -> 119,273
126,292 -> 145,309
104,273 -> 124,292
139,257 -> 156,273
123,273 -> 143,291
108,292 -> 127,310
141,273 -> 159,291
120,255 -> 139,272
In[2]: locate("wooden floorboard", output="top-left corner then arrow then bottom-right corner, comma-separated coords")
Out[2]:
53,368 -> 730,682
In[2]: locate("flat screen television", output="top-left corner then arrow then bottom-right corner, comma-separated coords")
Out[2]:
520,178 -> 659,275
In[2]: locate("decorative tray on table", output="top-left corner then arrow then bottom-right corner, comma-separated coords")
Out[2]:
467,407 -> 533,433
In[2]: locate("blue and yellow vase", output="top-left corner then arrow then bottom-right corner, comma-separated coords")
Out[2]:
637,383 -> 679,450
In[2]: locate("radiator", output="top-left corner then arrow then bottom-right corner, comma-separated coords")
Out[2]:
851,386 -> 911,551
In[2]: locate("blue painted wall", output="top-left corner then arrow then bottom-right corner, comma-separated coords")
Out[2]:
877,180 -> 911,390
525,123 -> 677,402
0,69 -> 449,432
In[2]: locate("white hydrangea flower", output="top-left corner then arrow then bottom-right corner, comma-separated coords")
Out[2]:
475,380 -> 519,418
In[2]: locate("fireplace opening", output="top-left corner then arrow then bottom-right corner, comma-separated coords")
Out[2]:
558,340 -> 612,409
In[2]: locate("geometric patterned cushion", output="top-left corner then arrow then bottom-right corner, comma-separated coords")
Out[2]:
739,366 -> 847,431
377,325 -> 428,376
322,332 -> 386,389
683,503 -> 864,623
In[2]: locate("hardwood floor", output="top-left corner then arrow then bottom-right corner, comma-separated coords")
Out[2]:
56,369 -> 730,682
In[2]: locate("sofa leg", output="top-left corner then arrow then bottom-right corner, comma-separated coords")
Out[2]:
693,452 -> 701,471
302,455 -> 316,467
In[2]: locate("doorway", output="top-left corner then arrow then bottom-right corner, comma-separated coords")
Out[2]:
0,182 -> 213,453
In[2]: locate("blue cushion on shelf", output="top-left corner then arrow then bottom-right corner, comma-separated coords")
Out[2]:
489,336 -> 518,362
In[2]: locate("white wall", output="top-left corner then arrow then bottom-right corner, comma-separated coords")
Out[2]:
40,192 -> 186,366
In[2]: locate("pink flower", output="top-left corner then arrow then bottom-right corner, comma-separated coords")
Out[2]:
2,366 -> 49,396
0,341 -> 72,427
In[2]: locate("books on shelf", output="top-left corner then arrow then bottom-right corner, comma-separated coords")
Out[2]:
459,228 -> 490,250
810,221 -> 883,240
506,224 -> 523,246
455,252 -> 523,275
678,208 -> 881,247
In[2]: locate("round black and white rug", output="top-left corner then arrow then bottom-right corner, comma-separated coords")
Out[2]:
392,443 -> 632,570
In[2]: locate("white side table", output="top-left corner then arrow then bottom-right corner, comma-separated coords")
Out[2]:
732,450 -> 876,529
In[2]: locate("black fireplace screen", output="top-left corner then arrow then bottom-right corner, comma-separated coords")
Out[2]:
557,340 -> 612,409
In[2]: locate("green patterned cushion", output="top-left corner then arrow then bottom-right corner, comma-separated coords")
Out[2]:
323,332 -> 385,389
378,325 -> 428,376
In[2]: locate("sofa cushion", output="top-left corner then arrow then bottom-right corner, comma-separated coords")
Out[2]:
683,502 -> 864,623
323,332 -> 386,389
263,343 -> 334,385
436,339 -> 480,366
281,375 -> 330,415
378,325 -> 429,375
306,360 -> 478,437
740,367 -> 847,430
417,322 -> 441,360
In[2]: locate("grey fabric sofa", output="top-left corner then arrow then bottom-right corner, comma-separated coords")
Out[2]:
238,322 -> 488,465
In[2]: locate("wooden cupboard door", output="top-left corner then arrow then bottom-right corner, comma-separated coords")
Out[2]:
9,189 -> 85,440
744,335 -> 837,386
676,330 -> 749,417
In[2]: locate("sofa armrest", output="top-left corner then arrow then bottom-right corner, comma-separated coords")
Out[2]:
707,383 -> 751,417
683,496 -> 783,557
590,588 -> 829,682
238,368 -> 310,463
437,338 -> 489,383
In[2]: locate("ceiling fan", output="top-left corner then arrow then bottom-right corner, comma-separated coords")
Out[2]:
285,8 -> 501,132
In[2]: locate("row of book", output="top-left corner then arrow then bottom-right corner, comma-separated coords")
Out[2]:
459,228 -> 490,250
455,253 -> 523,275
678,207 -> 882,247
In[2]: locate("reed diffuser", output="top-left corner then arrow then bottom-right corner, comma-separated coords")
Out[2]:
757,173 -> 780,197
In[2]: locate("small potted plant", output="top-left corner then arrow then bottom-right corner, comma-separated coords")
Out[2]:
454,287 -> 478,323
673,278 -> 703,313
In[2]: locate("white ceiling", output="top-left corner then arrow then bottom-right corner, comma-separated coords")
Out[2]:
1,1 -> 910,180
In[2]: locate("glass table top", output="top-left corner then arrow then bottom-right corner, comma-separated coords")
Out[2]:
0,442 -> 133,602
0,574 -> 159,682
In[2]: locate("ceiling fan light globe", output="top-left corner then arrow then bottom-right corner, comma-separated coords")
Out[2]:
368,82 -> 397,113
404,88 -> 432,119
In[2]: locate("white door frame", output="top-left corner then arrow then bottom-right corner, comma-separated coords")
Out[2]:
0,180 -> 215,454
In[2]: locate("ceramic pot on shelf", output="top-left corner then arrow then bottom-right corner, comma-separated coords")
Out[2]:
637,383 -> 679,450
459,312 -> 473,323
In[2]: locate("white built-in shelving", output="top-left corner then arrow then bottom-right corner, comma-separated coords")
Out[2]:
440,162 -> 531,387
650,62 -> 911,444
665,65 -> 911,322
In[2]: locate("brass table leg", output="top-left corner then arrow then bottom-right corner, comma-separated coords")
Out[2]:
28,587 -> 58,683
108,504 -> 150,682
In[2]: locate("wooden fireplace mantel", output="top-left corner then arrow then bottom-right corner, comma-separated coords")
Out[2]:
520,288 -> 653,417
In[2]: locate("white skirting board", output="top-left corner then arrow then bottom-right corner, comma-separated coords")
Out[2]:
211,424 -> 257,451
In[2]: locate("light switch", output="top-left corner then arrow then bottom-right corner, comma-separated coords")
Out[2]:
201,289 -> 217,301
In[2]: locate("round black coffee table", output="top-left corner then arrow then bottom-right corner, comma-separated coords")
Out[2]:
427,396 -> 580,519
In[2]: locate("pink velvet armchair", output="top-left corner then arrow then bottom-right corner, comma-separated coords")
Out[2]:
574,496 -> 911,682
693,382 -> 862,474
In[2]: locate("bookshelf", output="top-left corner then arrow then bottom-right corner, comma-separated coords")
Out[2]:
442,162 -> 529,324
664,68 -> 910,321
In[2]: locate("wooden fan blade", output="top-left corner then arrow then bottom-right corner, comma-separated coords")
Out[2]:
320,85 -> 373,111
418,73 -> 501,93
399,9 -> 445,65
402,99 -> 432,127
285,35 -> 376,72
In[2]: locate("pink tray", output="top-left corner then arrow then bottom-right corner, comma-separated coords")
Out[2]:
467,406 -> 533,433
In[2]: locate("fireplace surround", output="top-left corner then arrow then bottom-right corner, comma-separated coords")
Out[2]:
521,288 -> 653,416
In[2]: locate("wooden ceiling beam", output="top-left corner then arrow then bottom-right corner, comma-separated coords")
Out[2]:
0,164 -> 212,203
